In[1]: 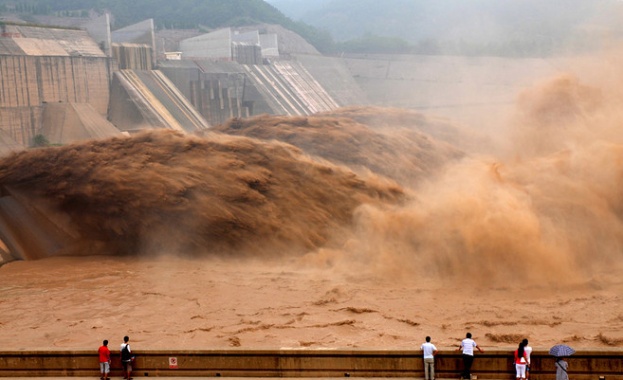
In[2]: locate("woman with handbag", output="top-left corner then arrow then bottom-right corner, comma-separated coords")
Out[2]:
555,357 -> 569,380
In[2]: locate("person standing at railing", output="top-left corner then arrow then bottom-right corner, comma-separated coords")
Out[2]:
555,357 -> 569,380
514,341 -> 529,380
120,335 -> 134,380
457,332 -> 484,380
521,339 -> 532,379
421,336 -> 438,380
98,340 -> 111,380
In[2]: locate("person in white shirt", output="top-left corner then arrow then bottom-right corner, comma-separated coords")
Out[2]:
421,336 -> 438,380
120,336 -> 133,380
522,339 -> 532,378
457,332 -> 484,380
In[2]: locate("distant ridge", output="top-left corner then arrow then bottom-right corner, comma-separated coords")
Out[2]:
0,0 -> 334,53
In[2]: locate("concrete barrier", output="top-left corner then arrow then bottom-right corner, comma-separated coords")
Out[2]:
0,348 -> 623,380
0,349 -> 621,379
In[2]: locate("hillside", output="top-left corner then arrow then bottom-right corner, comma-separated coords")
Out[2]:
7,0 -> 619,56
269,0 -> 623,56
0,0 -> 287,28
0,0 -> 334,53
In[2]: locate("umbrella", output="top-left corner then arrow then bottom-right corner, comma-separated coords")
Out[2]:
549,344 -> 575,357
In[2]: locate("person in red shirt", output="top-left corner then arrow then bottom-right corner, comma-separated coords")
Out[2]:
514,341 -> 529,380
98,340 -> 111,380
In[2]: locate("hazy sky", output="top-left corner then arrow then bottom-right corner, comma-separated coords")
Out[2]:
266,0 -> 623,48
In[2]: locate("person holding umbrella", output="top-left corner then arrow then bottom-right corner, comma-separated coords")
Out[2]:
555,357 -> 569,380
549,344 -> 574,380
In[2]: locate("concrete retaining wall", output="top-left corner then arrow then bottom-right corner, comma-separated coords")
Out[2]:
341,53 -> 566,131
294,54 -> 367,107
0,55 -> 110,145
0,349 -> 621,379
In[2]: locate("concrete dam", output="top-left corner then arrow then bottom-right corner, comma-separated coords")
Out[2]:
2,12 -> 623,380
0,19 -> 365,265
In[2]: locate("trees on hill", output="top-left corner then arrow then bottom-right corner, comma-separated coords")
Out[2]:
0,0 -> 336,53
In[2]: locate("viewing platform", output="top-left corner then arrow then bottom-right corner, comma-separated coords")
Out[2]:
0,349 -> 621,379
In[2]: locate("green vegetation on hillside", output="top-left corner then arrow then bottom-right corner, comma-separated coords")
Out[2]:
0,0 -> 336,53
278,0 -> 623,57
4,0 -> 613,56
333,33 -> 597,57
